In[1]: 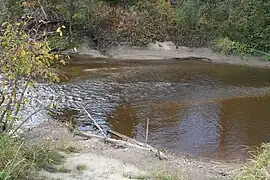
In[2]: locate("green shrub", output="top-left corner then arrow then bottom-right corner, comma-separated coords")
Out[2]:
214,37 -> 249,56
221,0 -> 270,53
86,0 -> 177,47
175,0 -> 203,31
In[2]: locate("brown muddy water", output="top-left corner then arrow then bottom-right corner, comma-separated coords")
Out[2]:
42,59 -> 270,162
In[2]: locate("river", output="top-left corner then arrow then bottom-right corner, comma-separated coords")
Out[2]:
38,58 -> 270,162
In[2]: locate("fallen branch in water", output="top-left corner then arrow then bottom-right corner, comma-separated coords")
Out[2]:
75,130 -> 167,160
80,106 -> 107,139
77,104 -> 166,159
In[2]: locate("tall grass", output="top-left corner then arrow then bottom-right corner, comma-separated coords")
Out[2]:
0,134 -> 64,180
237,143 -> 270,179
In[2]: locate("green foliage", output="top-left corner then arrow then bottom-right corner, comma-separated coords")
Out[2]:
237,143 -> 270,180
2,0 -> 269,56
214,37 -> 249,56
86,0 -> 176,47
175,0 -> 203,31
222,0 -> 270,53
0,134 -> 65,180
174,0 -> 270,53
0,0 -> 24,23
0,22 -> 65,133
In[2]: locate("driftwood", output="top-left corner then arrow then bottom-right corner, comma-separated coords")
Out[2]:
108,129 -> 166,159
77,104 -> 166,159
145,118 -> 149,147
75,130 -> 167,159
81,106 -> 107,139
108,129 -> 145,147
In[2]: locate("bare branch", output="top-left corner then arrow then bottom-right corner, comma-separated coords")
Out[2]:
80,105 -> 107,139
11,106 -> 47,135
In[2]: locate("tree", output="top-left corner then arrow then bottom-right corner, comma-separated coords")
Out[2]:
0,22 -> 65,134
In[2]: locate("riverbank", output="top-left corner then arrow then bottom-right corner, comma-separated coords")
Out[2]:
65,41 -> 270,69
21,119 -> 241,180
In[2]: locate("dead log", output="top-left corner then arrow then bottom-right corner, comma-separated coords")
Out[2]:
75,131 -> 167,159
108,129 -> 167,159
108,129 -> 145,147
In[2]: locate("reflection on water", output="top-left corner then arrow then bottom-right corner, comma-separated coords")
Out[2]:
45,59 -> 270,161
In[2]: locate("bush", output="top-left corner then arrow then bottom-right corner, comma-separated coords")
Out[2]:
220,0 -> 270,53
214,37 -> 249,56
0,22 -> 65,134
0,134 -> 64,180
86,0 -> 176,47
2,0 -> 269,56
237,143 -> 270,179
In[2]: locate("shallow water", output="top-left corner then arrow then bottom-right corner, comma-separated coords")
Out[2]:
44,59 -> 270,161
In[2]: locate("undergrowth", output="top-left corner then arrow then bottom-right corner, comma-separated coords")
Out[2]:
237,143 -> 270,180
0,134 -> 65,180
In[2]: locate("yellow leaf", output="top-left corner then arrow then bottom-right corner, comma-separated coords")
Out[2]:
1,22 -> 8,27
60,59 -> 65,64
61,25 -> 66,28
56,27 -> 61,33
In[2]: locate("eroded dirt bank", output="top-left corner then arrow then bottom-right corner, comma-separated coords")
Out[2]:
22,119 -> 242,180
66,41 -> 270,69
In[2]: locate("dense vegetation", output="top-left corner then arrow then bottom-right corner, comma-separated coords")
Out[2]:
0,0 -> 269,57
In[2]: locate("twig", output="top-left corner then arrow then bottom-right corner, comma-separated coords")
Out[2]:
80,105 -> 107,139
157,150 -> 162,160
11,106 -> 47,135
37,0 -> 48,20
0,91 -> 5,107
145,118 -> 149,147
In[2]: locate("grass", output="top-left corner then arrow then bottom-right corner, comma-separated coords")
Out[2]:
76,164 -> 87,174
237,143 -> 270,180
58,139 -> 79,153
0,134 -> 65,180
153,172 -> 180,180
123,171 -> 181,180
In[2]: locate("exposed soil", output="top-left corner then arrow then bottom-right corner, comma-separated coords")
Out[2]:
22,119 -> 242,180
67,41 -> 270,69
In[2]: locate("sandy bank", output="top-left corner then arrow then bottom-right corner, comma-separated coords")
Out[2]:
22,119 -> 242,180
65,41 -> 270,68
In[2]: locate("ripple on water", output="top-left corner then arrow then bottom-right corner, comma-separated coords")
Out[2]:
32,60 -> 270,161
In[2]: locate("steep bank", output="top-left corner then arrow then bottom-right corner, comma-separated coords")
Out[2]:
66,41 -> 270,68
22,119 -> 241,180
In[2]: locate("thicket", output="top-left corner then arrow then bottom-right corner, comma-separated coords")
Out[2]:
1,0 -> 269,57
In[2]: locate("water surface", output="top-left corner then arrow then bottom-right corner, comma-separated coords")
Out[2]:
45,59 -> 270,161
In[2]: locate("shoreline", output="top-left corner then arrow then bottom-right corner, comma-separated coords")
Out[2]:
65,42 -> 270,69
22,119 -> 242,180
